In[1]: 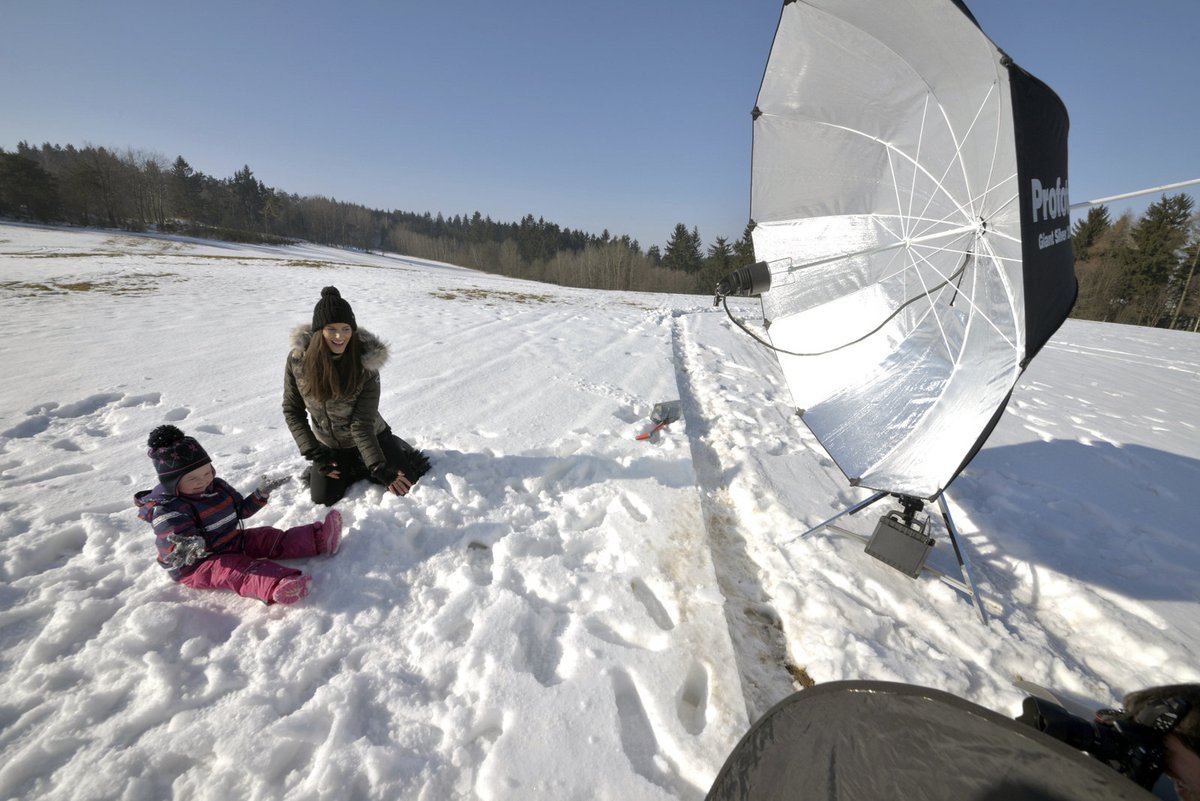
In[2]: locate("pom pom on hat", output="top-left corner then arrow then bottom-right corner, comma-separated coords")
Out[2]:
147,425 -> 211,493
147,424 -> 186,449
312,286 -> 357,332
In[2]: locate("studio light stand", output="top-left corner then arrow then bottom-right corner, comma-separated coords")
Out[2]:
788,491 -> 991,623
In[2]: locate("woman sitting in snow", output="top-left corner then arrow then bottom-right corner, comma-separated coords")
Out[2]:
134,425 -> 340,605
283,285 -> 430,506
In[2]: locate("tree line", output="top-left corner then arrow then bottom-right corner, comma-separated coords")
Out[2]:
0,141 -> 754,296
1,140 -> 1197,329
1070,193 -> 1200,331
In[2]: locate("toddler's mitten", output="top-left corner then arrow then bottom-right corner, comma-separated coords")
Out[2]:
166,534 -> 210,569
256,473 -> 291,497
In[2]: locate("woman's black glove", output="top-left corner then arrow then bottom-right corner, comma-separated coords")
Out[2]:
370,462 -> 413,496
305,445 -> 338,476
369,463 -> 397,485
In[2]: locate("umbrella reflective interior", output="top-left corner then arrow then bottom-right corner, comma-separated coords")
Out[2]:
748,0 -> 1075,499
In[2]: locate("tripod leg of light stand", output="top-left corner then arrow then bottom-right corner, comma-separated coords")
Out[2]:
780,490 -> 994,624
937,495 -> 989,625
786,491 -> 890,544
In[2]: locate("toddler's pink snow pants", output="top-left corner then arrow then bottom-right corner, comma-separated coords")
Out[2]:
178,523 -> 322,603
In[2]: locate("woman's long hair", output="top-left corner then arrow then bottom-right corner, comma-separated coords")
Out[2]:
301,328 -> 364,402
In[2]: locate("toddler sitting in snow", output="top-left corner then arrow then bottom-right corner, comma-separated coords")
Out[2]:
134,425 -> 340,605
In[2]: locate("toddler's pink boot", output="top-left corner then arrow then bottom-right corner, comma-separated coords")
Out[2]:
271,574 -> 312,605
317,509 -> 342,556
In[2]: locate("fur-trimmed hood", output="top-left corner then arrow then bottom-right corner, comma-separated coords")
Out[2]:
288,324 -> 389,373
283,323 -> 392,464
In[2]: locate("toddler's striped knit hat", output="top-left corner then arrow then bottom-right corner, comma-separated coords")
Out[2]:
146,425 -> 211,493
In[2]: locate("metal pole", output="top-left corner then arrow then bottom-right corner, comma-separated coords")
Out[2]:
786,490 -> 889,543
1069,178 -> 1200,212
1170,240 -> 1200,330
938,495 -> 989,625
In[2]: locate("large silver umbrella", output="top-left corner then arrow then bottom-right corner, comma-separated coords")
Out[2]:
739,0 -> 1076,500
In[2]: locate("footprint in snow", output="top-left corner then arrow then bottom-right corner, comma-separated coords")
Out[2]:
466,541 -> 493,587
13,462 -> 94,487
613,668 -> 660,775
470,708 -> 503,749
1,415 -> 50,439
513,601 -> 568,688
118,392 -> 162,408
631,577 -> 674,631
676,660 -> 709,735
611,668 -> 690,795
583,618 -> 668,652
50,393 -> 124,419
619,493 -> 649,524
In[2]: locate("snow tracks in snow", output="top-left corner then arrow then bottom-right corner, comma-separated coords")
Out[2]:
668,307 -> 820,719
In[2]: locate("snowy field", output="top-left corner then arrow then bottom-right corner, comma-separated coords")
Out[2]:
1,221 -> 1198,800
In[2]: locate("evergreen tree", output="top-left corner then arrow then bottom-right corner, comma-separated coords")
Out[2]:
661,223 -> 703,272
1071,213 -> 1132,322
1115,194 -> 1194,326
733,222 -> 756,268
1130,194 -> 1192,276
1070,206 -> 1110,260
698,236 -> 734,294
0,150 -> 60,221
231,165 -> 265,231
468,210 -> 488,243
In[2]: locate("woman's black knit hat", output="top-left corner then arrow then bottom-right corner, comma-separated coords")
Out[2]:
146,425 -> 211,493
312,286 -> 357,331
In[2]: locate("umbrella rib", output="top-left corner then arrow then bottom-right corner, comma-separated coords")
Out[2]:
769,221 -> 982,278
797,117 -> 977,225
900,94 -> 931,240
906,241 -> 1018,351
911,81 -> 1001,242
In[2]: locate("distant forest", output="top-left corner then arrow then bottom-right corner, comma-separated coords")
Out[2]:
1,141 -> 1197,330
0,142 -> 752,296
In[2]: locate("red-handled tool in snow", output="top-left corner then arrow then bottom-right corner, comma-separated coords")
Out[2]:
635,400 -> 681,441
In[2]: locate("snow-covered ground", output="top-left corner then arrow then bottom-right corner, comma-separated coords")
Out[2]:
1,222 -> 1197,800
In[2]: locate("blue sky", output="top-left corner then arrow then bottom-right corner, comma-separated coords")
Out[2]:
3,1 -> 1197,250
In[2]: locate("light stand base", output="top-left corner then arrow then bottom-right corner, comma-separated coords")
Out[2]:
786,492 -> 992,624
